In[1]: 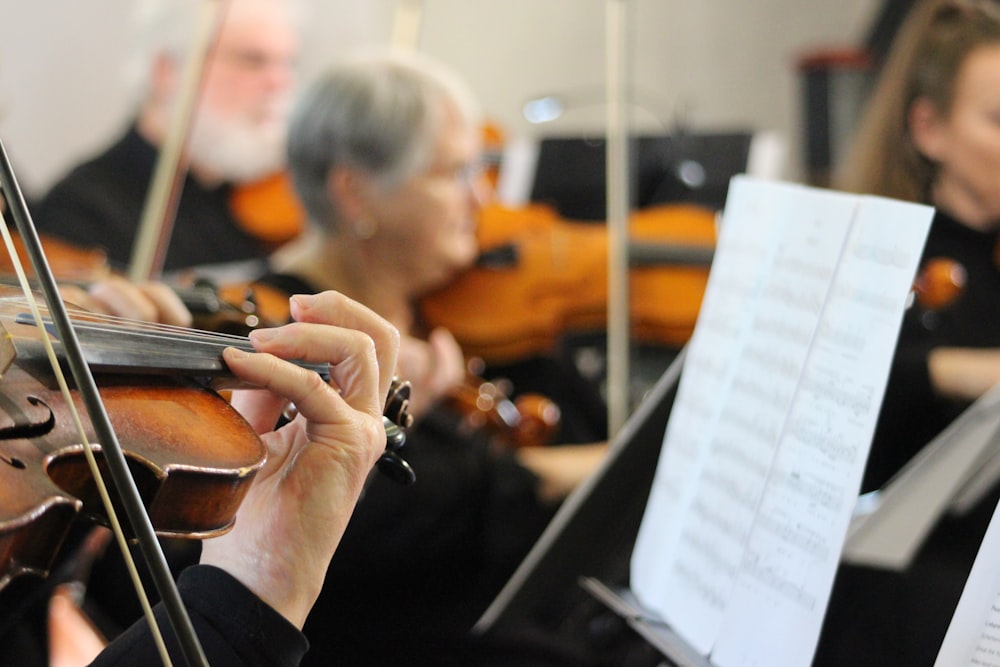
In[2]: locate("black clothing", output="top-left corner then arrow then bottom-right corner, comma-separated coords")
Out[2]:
0,564 -> 306,667
817,209 -> 1000,665
257,272 -> 608,666
863,210 -> 1000,492
33,126 -> 270,277
92,565 -> 308,667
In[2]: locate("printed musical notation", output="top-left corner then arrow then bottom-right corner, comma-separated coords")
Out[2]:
630,177 -> 934,667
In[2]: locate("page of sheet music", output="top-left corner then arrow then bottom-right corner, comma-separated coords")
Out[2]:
630,176 -> 933,666
712,196 -> 933,667
936,500 -> 1000,666
630,176 -> 792,608
654,181 -> 862,655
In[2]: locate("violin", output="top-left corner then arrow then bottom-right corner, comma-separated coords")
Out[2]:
229,171 -> 305,247
418,201 -> 716,364
913,257 -> 967,310
1,233 -> 111,283
439,364 -> 562,450
0,231 -> 282,337
0,293 -> 266,587
0,287 -> 414,589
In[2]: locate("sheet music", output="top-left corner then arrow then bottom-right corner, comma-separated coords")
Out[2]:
936,501 -> 1000,666
630,177 -> 792,609
630,176 -> 933,666
712,196 -> 932,666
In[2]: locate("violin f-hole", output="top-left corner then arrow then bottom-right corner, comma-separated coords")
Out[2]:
0,396 -> 54,469
1,454 -> 25,469
0,395 -> 55,441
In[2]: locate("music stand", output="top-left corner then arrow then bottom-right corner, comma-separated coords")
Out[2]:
474,348 -> 685,635
528,132 -> 755,220
843,384 -> 1000,570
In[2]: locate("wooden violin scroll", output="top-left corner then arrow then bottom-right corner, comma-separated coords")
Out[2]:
440,358 -> 562,451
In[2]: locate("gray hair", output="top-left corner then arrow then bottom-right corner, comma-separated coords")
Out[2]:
287,50 -> 481,230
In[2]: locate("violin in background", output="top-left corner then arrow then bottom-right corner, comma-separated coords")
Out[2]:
419,201 -> 717,365
913,257 -> 966,310
0,230 -> 283,336
1,233 -> 110,283
228,171 -> 305,248
440,362 -> 562,450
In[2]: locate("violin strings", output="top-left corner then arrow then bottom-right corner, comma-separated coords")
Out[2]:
4,295 -> 329,378
6,295 -> 255,347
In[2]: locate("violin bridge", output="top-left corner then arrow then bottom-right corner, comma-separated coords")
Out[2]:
0,321 -> 16,377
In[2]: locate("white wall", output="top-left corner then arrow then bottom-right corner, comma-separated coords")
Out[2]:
0,0 -> 878,198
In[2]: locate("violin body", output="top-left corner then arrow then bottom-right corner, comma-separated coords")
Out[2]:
0,295 -> 266,589
419,202 -> 717,364
0,233 -> 110,283
228,171 -> 306,247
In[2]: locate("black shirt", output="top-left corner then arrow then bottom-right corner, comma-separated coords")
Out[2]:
864,209 -> 1000,491
91,565 -> 308,667
33,126 -> 271,279
817,209 -> 1000,666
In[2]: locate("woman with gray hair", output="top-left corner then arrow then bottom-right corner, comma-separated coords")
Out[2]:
262,51 -> 609,666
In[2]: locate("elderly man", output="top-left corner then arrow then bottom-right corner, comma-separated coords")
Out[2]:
33,0 -> 303,282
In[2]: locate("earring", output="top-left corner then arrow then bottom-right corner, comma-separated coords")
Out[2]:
353,217 -> 378,239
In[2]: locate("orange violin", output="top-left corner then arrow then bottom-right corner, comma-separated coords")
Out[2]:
228,171 -> 306,248
419,202 -> 716,364
0,233 -> 111,283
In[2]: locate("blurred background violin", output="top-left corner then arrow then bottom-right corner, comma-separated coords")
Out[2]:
419,201 -> 717,365
440,363 -> 562,450
228,171 -> 305,249
0,231 -> 282,336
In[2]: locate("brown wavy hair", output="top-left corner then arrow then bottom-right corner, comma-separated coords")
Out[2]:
835,0 -> 1000,201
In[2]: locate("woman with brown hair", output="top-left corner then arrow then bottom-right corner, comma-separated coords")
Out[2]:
819,1 -> 1000,663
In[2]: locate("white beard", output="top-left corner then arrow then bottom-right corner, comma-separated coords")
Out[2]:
186,103 -> 288,184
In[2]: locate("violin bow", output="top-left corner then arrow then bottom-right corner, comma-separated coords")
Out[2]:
391,0 -> 424,50
0,138 -> 208,666
128,0 -> 229,283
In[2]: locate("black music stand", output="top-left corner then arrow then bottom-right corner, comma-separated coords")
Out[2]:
528,132 -> 754,220
473,349 -> 689,655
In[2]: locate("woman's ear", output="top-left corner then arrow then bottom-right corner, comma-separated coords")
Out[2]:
325,168 -> 369,221
909,96 -> 948,161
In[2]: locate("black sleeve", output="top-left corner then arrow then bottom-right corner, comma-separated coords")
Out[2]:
89,565 -> 309,667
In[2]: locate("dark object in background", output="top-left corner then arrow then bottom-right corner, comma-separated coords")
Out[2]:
528,132 -> 753,220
